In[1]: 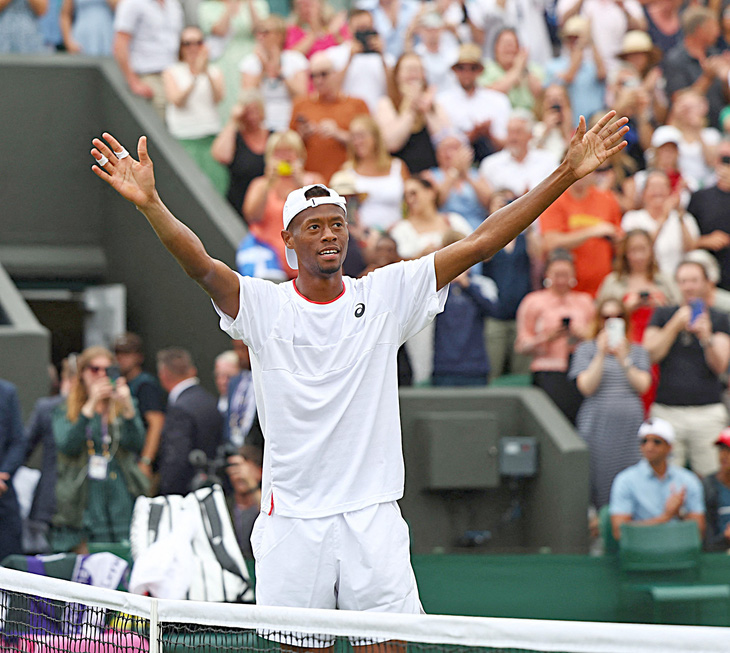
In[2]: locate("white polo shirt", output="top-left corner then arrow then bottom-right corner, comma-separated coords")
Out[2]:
213,254 -> 449,519
437,85 -> 512,143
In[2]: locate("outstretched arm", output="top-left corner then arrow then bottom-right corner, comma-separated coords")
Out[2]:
91,133 -> 240,318
433,111 -> 629,290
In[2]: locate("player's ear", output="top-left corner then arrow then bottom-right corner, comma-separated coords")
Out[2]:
281,230 -> 294,251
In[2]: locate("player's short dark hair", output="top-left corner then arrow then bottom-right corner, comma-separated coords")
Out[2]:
303,185 -> 332,200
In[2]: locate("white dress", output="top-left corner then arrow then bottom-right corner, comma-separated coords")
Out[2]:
351,159 -> 406,231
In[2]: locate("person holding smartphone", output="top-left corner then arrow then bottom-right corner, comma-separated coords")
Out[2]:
643,259 -> 730,476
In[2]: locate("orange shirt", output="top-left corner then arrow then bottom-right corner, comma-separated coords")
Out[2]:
539,186 -> 623,296
290,94 -> 369,183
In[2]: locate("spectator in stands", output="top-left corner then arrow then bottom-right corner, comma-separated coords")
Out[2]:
482,189 -> 534,381
198,0 -> 268,122
606,66 -> 651,172
610,417 -> 705,540
0,379 -> 25,562
52,347 -> 147,553
163,26 -> 226,194
59,0 -> 115,55
212,89 -> 269,218
666,90 -> 721,191
214,350 -> 240,418
438,43 -> 511,163
369,0 -> 419,60
405,10 -> 458,95
616,30 -> 667,125
113,0 -> 183,118
432,230 -> 494,387
533,84 -> 574,161
570,298 -> 652,508
0,0 -> 46,52
703,428 -> 730,551
243,130 -> 324,277
543,16 -> 606,124
515,249 -> 595,424
225,340 -> 262,450
156,348 -> 223,496
424,131 -> 490,231
482,27 -> 543,113
290,50 -> 369,183
540,166 -> 623,297
225,444 -> 262,558
688,139 -> 730,291
684,249 -> 730,317
285,0 -> 348,59
663,6 -> 728,130
337,114 -> 408,232
478,109 -> 560,200
390,176 -> 472,260
621,170 -> 699,279
240,14 -> 308,133
113,333 -> 166,483
643,259 -> 730,476
642,0 -> 682,56
376,52 -> 449,174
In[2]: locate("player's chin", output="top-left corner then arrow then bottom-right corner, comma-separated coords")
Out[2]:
317,261 -> 343,276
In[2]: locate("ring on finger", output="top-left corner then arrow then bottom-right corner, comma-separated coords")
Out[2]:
115,148 -> 130,160
95,154 -> 109,166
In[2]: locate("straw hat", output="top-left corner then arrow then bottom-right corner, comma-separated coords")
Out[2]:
618,31 -> 661,67
561,16 -> 589,38
452,43 -> 484,68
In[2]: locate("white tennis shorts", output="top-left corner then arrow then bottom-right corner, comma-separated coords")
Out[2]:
251,500 -> 423,614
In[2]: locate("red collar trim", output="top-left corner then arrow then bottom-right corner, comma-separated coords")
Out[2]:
293,280 -> 346,304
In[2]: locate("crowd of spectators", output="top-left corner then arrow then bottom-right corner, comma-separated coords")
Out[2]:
4,0 -> 730,556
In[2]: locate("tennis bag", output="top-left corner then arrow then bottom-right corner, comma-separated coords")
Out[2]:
129,485 -> 254,603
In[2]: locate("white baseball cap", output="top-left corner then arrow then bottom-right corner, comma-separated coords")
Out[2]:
281,184 -> 347,270
637,417 -> 676,445
651,125 -> 682,149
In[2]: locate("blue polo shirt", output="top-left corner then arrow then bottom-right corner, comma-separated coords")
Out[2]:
609,459 -> 705,520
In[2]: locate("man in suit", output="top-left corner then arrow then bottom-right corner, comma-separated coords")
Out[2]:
0,379 -> 27,562
156,348 -> 223,496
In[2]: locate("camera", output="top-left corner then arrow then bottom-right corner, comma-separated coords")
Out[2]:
107,364 -> 121,385
189,442 -> 240,492
562,316 -> 571,329
355,29 -> 378,53
639,290 -> 650,302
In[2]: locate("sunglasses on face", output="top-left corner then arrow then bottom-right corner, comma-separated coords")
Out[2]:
721,155 -> 730,165
453,63 -> 481,72
87,365 -> 110,375
641,437 -> 666,446
181,39 -> 203,47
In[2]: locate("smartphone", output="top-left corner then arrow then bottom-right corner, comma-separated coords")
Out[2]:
107,365 -> 121,385
562,316 -> 571,329
605,317 -> 625,349
690,299 -> 705,323
355,29 -> 378,53
639,290 -> 650,303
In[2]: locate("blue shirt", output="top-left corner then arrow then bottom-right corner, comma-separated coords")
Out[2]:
610,459 -> 705,520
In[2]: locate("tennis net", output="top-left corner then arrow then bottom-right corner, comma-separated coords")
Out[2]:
0,566 -> 726,653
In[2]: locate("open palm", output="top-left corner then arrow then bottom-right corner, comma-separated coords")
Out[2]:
91,133 -> 157,208
565,111 -> 629,180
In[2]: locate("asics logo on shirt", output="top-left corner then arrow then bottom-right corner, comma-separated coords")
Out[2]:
354,303 -> 365,318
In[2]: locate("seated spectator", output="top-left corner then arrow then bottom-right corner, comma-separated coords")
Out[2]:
163,26 -> 227,194
515,249 -> 595,424
390,176 -> 471,260
543,16 -> 606,125
481,27 -> 543,113
642,0 -> 682,56
211,89 -> 269,218
156,348 -> 223,496
703,428 -> 730,551
424,130 -> 490,231
643,259 -> 730,476
478,109 -> 559,199
198,0 -> 268,121
683,249 -> 730,317
369,0 -> 419,60
243,130 -> 324,277
621,170 -> 699,279
606,65 -> 651,172
533,84 -> 574,161
285,0 -> 348,59
0,0 -> 47,53
226,340 -> 262,450
438,43 -> 511,162
540,166 -> 623,297
570,299 -> 652,508
0,379 -> 25,562
629,125 -> 685,210
290,50 -> 369,183
376,51 -> 449,174
406,10 -> 458,94
240,14 -> 308,132
609,417 -> 705,541
482,189 -> 535,380
113,333 -> 166,483
225,444 -> 262,559
688,139 -> 730,291
337,114 -> 409,232
60,0 -> 115,55
51,347 -> 147,553
213,350 -> 240,418
616,30 -> 667,125
432,231 -> 495,387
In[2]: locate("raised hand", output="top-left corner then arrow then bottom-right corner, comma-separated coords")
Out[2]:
91,133 -> 157,209
564,111 -> 629,180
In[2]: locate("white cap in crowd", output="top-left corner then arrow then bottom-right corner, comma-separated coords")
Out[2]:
637,418 -> 676,445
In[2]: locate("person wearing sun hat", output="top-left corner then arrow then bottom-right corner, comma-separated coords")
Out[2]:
702,428 -> 730,550
609,417 -> 706,540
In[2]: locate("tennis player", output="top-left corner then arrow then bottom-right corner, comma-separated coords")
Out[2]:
90,112 -> 628,619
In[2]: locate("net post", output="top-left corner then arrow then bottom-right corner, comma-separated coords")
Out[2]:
149,597 -> 159,653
